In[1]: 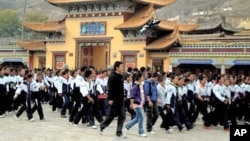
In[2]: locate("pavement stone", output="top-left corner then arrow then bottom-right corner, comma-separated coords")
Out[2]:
0,104 -> 230,141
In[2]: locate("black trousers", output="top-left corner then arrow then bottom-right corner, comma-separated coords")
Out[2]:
167,106 -> 184,131
69,99 -> 81,122
51,91 -> 61,112
73,97 -> 90,124
100,102 -> 125,136
87,95 -> 103,126
209,101 -> 229,129
16,95 -> 33,120
193,98 -> 209,124
145,101 -> 159,132
0,93 -> 8,115
31,92 -> 44,120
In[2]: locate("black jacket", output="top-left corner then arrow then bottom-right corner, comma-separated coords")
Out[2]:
108,71 -> 124,104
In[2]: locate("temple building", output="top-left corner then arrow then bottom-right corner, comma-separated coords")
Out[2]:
15,0 -> 250,75
17,0 -> 197,71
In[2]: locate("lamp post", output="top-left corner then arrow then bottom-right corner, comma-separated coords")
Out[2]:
21,0 -> 27,40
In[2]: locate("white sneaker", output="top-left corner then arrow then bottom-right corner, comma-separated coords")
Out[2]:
139,133 -> 147,137
148,131 -> 156,135
69,122 -> 73,125
14,115 -> 19,120
123,126 -> 128,137
73,123 -> 78,127
0,114 -> 6,118
166,129 -> 173,134
29,118 -> 35,122
90,125 -> 97,129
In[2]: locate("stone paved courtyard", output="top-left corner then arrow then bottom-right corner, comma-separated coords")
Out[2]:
0,104 -> 230,141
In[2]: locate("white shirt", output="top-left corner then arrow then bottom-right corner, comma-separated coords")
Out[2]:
196,84 -> 208,97
80,78 -> 94,97
124,81 -> 132,98
157,84 -> 165,107
213,84 -> 225,102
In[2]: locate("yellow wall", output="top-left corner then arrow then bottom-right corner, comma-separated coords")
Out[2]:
45,15 -> 150,69
93,46 -> 106,70
164,58 -> 170,72
46,43 -> 67,69
32,55 -> 39,69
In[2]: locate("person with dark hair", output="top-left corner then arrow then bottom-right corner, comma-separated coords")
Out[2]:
124,72 -> 147,137
30,72 -> 45,120
86,67 -> 103,129
186,72 -> 196,124
69,68 -> 83,124
57,69 -> 71,118
95,70 -> 109,118
127,67 -> 133,74
12,68 -> 26,111
140,67 -> 146,73
14,74 -> 34,121
165,74 -> 193,132
73,69 -> 94,125
156,76 -> 168,130
193,75 -> 210,128
123,72 -> 135,119
99,61 -> 126,137
210,75 -> 229,131
51,70 -> 61,112
144,72 -> 159,134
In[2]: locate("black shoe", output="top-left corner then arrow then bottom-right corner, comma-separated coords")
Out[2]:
61,115 -> 67,118
116,133 -> 126,138
187,125 -> 194,130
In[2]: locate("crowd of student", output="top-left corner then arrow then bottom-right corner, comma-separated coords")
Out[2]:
0,61 -> 250,138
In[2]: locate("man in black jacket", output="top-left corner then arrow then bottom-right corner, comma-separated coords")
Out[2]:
99,61 -> 126,137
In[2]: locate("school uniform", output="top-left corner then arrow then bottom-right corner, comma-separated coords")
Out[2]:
95,76 -> 110,117
57,76 -> 71,117
30,79 -> 45,120
165,82 -> 184,131
186,81 -> 196,123
210,84 -> 229,129
13,75 -> 24,111
73,78 -> 93,125
69,74 -> 83,123
51,75 -> 61,111
87,78 -> 103,127
8,75 -> 17,112
194,84 -> 210,126
123,80 -> 135,119
14,81 -> 34,121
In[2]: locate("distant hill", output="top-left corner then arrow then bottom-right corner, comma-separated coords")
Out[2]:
0,0 -> 249,21
0,0 -> 66,20
156,0 -> 250,20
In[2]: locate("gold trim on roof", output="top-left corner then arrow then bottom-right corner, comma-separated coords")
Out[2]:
17,41 -> 46,51
115,4 -> 154,29
145,26 -> 179,50
22,19 -> 65,32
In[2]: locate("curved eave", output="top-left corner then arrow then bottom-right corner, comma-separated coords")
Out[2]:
17,41 -> 46,51
46,0 -> 101,5
22,20 -> 65,32
221,22 -> 241,33
145,27 -> 179,50
136,0 -> 176,8
115,4 -> 154,30
157,20 -> 199,32
195,22 -> 221,31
